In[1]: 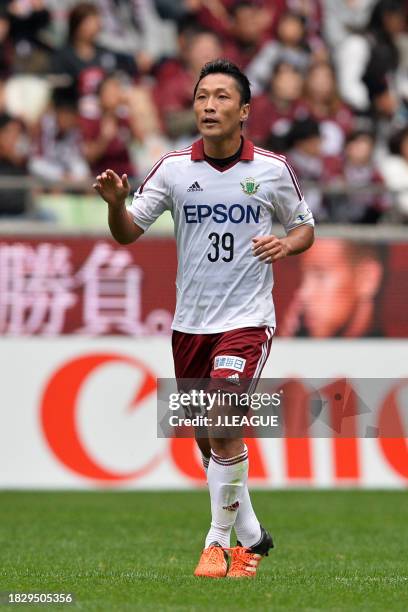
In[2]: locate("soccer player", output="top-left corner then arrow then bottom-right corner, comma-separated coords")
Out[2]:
94,59 -> 314,578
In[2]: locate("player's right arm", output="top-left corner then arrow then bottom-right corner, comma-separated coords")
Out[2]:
93,169 -> 144,244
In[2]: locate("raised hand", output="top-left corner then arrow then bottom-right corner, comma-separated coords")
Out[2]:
93,169 -> 130,208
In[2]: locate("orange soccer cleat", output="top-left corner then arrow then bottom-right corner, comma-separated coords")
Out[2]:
227,546 -> 263,578
194,542 -> 228,578
227,526 -> 274,578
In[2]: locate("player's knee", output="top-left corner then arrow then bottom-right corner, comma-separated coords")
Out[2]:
210,438 -> 245,459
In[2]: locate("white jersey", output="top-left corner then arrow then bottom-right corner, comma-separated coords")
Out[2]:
129,138 -> 314,334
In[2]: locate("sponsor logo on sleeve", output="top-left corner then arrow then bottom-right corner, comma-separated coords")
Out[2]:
296,206 -> 312,223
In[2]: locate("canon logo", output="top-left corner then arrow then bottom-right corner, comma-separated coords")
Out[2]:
40,353 -> 163,482
39,356 -> 408,485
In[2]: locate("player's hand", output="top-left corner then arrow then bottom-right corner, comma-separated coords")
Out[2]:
252,235 -> 290,263
93,169 -> 130,208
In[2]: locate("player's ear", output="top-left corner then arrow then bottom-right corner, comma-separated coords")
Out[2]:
240,103 -> 250,123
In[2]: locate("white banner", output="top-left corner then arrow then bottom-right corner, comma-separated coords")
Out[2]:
1,338 -> 407,489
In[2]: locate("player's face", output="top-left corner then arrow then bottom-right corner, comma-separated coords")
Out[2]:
193,73 -> 249,141
298,240 -> 360,338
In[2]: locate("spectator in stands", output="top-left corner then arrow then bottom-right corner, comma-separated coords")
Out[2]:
222,1 -> 269,70
154,25 -> 222,139
179,0 -> 287,41
0,112 -> 30,216
328,0 -> 407,116
29,86 -> 90,185
0,0 -> 403,225
50,2 -> 120,98
245,61 -> 306,151
362,0 -> 407,121
381,126 -> 408,219
3,0 -> 51,73
323,0 -> 377,50
80,74 -> 138,178
246,11 -> 312,95
287,0 -> 323,49
94,0 -> 175,75
287,117 -> 342,221
302,61 -> 354,156
178,0 -> 233,38
326,130 -> 390,223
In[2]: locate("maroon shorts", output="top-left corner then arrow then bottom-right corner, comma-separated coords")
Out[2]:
172,326 -> 273,388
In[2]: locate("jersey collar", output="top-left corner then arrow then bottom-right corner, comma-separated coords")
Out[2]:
191,137 -> 254,161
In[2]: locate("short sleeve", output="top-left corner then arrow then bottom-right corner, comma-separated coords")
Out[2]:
128,160 -> 171,231
273,163 -> 314,233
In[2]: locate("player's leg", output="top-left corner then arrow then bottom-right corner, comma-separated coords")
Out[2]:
207,326 -> 274,577
172,331 -> 228,577
199,439 -> 260,544
204,431 -> 247,549
207,433 -> 273,578
172,330 -> 212,467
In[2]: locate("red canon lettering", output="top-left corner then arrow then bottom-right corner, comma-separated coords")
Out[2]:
378,380 -> 408,479
40,353 -> 163,483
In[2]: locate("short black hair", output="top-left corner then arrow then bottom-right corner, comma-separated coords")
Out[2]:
52,86 -> 78,111
193,59 -> 251,105
288,117 -> 320,147
345,129 -> 375,145
229,0 -> 262,17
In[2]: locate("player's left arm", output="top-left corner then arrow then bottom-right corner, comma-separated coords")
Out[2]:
253,161 -> 315,263
252,225 -> 314,263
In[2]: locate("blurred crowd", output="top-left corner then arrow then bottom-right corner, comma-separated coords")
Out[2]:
0,0 -> 407,223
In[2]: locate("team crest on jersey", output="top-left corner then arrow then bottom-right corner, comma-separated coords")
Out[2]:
240,177 -> 260,196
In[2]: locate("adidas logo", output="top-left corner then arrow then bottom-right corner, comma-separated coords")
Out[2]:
187,181 -> 203,192
226,373 -> 240,385
223,501 -> 240,512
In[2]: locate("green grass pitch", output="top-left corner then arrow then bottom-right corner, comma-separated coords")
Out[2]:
1,490 -> 407,611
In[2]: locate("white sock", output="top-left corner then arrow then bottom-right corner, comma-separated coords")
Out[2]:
204,447 -> 248,549
202,452 -> 261,548
233,485 -> 262,548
